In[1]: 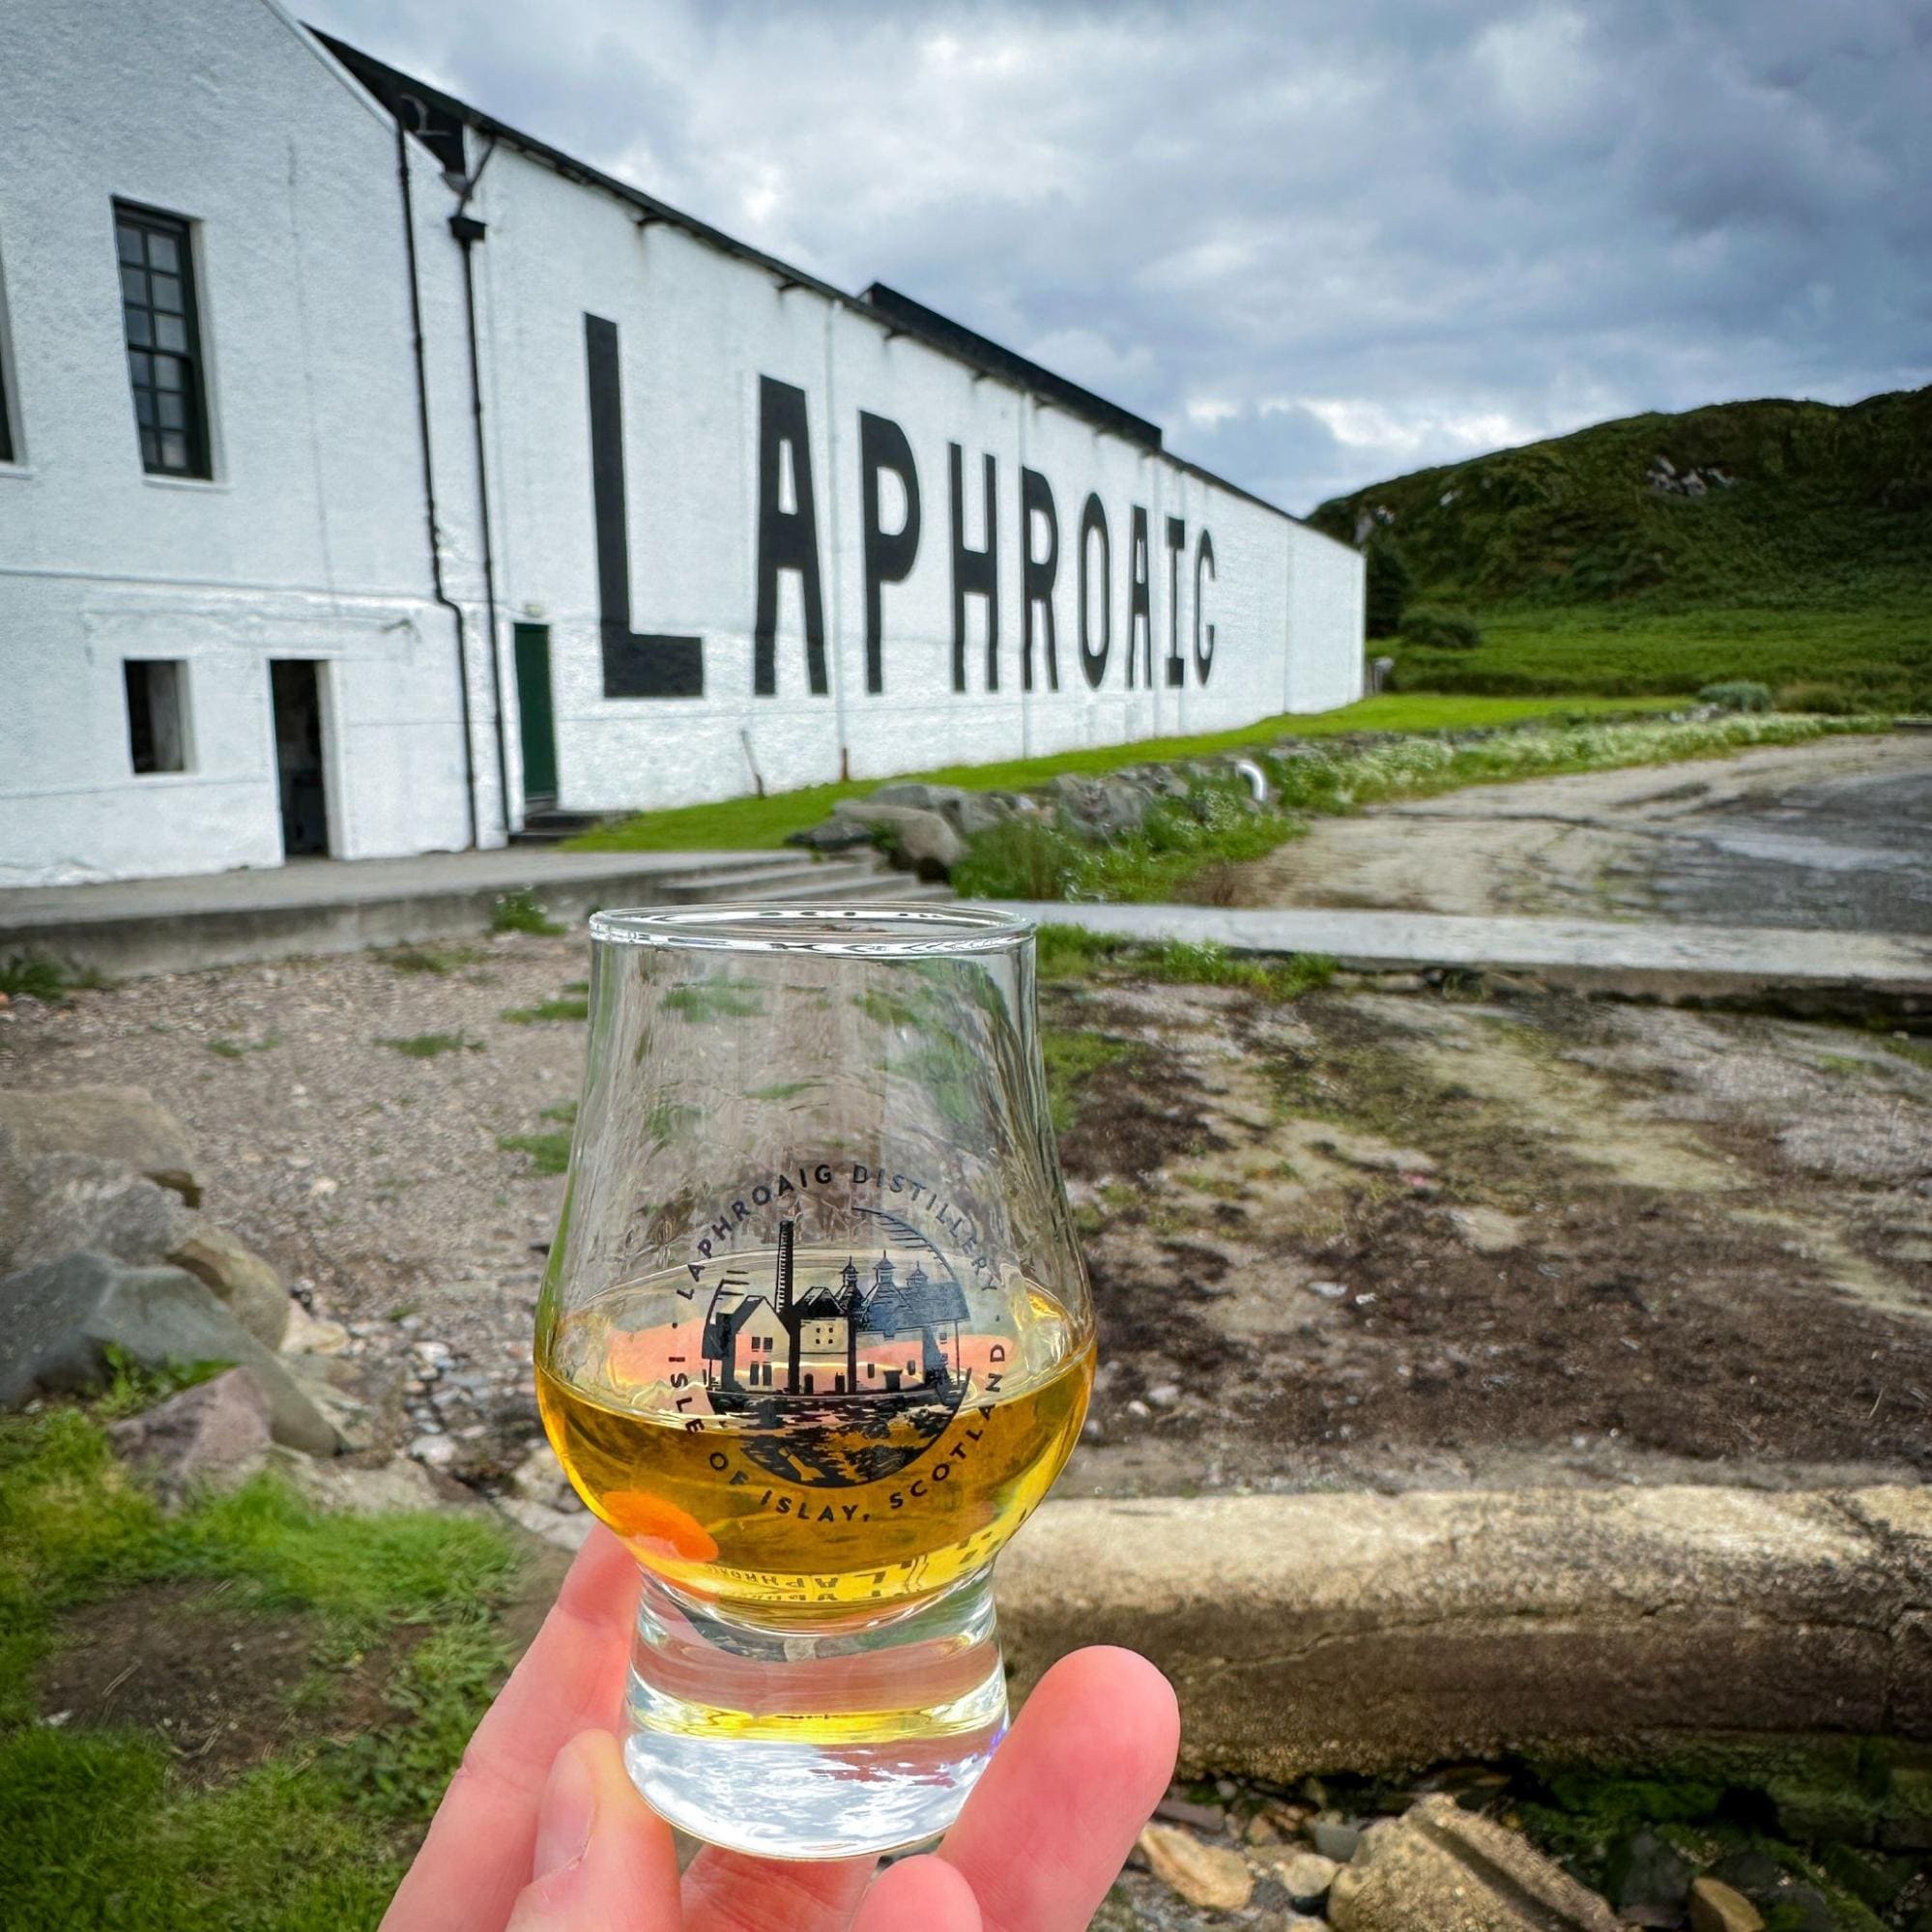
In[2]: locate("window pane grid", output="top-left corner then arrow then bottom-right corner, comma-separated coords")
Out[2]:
114,205 -> 207,478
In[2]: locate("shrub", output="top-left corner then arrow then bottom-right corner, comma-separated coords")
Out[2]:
1401,607 -> 1483,651
952,816 -> 1083,900
491,889 -> 563,936
1696,680 -> 1773,712
1365,537 -> 1414,640
1774,680 -> 1861,715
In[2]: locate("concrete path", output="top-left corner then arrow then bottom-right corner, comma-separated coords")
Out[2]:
993,899 -> 1932,1011
0,847 -> 805,978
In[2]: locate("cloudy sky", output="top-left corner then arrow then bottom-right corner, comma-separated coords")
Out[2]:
305,0 -> 1930,516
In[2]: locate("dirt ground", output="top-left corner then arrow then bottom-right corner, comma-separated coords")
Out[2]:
5,932 -> 1928,1500
1217,731 -> 1932,934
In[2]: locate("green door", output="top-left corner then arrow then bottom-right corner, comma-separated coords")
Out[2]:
513,623 -> 558,806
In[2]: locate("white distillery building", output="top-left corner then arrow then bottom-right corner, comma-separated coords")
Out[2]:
0,0 -> 1366,888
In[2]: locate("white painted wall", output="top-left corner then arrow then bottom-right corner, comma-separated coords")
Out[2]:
0,0 -> 487,886
456,144 -> 1362,818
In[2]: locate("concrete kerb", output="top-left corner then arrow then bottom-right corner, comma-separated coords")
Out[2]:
993,901 -> 1932,1024
995,1485 -> 1932,1780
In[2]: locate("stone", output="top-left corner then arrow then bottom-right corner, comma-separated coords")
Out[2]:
1273,1849 -> 1340,1910
1310,1818 -> 1363,1860
105,1366 -> 272,1503
281,1303 -> 350,1355
1327,1796 -> 1619,1932
1688,1879 -> 1764,1932
829,799 -> 965,876
0,1253 -> 340,1456
5,1152 -> 194,1276
497,1492 -> 596,1550
1603,1826 -> 1695,1924
785,818 -> 875,853
868,781 -> 968,815
409,1431 -> 458,1469
952,791 -> 1017,836
0,1085 -> 200,1204
1136,1824 -> 1254,1912
268,1446 -> 447,1514
1048,772 -> 1152,839
1153,1795 -> 1226,1833
164,1220 -> 288,1349
1707,1852 -> 1780,1899
1760,1887 -> 1830,1932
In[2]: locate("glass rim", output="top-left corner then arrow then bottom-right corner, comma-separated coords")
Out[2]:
588,901 -> 1037,958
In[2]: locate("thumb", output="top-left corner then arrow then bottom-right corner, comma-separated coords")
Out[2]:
505,1731 -> 682,1932
851,1854 -> 982,1932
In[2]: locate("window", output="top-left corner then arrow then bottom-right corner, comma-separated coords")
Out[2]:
114,203 -> 209,477
125,660 -> 191,774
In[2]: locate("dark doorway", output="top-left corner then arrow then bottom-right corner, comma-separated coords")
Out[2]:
270,660 -> 329,857
513,622 -> 558,808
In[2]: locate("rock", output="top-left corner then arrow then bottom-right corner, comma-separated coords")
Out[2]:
1706,1852 -> 1780,1899
5,1152 -> 193,1276
409,1432 -> 458,1469
1758,1887 -> 1829,1932
164,1221 -> 287,1349
0,1253 -> 340,1456
785,818 -> 876,853
269,1447 -> 448,1514
0,1085 -> 200,1204
1048,772 -> 1152,839
497,1492 -> 596,1550
1689,1879 -> 1764,1932
1310,1818 -> 1363,1860
281,1303 -> 350,1355
828,799 -> 965,877
1137,1824 -> 1254,1912
869,781 -> 968,815
1153,1795 -> 1226,1833
1602,1827 -> 1694,1925
1327,1795 -> 1619,1932
1273,1850 -> 1340,1910
105,1367 -> 272,1503
952,791 -> 1017,836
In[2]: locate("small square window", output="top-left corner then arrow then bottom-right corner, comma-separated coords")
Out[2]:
125,660 -> 191,774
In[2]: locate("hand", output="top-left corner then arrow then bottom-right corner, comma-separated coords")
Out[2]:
385,1526 -> 1179,1932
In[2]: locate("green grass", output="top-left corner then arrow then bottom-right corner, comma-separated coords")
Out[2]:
0,1405 -> 521,1929
490,889 -> 563,937
1389,603 -> 1932,712
497,1130 -> 571,1175
1041,1026 -> 1139,1134
566,696 -> 1677,853
379,1031 -> 481,1059
499,996 -> 590,1025
1038,925 -> 1335,1000
0,954 -> 106,1002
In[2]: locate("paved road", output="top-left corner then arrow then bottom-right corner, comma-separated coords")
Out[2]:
1228,731 -> 1932,936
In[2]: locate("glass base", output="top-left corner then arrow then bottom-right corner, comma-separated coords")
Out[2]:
622,1568 -> 1007,1860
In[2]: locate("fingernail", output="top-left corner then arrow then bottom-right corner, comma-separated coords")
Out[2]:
533,1736 -> 597,1880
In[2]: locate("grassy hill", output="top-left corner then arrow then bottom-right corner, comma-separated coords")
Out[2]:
1308,385 -> 1932,710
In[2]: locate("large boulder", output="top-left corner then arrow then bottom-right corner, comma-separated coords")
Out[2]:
829,799 -> 966,877
4,1151 -> 193,1276
868,781 -> 968,816
0,1085 -> 200,1204
1328,1795 -> 1619,1932
1049,772 -> 1152,839
0,1253 -> 339,1456
105,1366 -> 273,1504
785,818 -> 876,853
164,1221 -> 289,1350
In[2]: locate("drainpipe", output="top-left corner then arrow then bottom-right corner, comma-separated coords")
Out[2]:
392,118 -> 478,849
448,183 -> 513,841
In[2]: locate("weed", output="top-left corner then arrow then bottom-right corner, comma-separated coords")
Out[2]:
498,1130 -> 571,1175
539,1100 -> 579,1124
383,944 -> 487,975
562,980 -> 589,995
1034,923 -> 1335,1001
1699,679 -> 1773,711
207,1031 -> 280,1059
749,1081 -> 818,1101
491,889 -> 563,937
500,996 -> 590,1024
380,1031 -> 482,1058
661,980 -> 765,1022
1041,1025 -> 1138,1134
92,1344 -> 233,1422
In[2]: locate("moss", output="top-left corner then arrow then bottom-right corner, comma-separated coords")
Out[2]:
1041,1025 -> 1139,1135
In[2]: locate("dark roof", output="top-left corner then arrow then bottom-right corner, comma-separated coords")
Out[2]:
308,28 -> 1323,528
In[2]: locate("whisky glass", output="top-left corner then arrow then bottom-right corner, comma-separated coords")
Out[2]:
535,904 -> 1093,1859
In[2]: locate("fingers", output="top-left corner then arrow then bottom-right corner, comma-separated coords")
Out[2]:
679,1849 -> 876,1932
505,1730 -> 682,1932
851,1856 -> 982,1932
382,1527 -> 641,1932
940,1647 -> 1179,1932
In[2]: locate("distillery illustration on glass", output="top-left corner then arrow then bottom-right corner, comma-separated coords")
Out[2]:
534,904 -> 1095,1859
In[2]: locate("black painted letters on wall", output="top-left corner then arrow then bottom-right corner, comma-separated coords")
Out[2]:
1128,506 -> 1153,689
1021,468 -> 1060,693
948,444 -> 998,693
754,376 -> 828,697
859,412 -> 921,697
1078,493 -> 1110,689
1165,515 -> 1187,688
1194,529 -> 1216,683
584,313 -> 704,698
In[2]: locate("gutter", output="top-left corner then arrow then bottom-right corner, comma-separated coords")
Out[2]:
447,137 -> 512,838
391,117 -> 478,850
